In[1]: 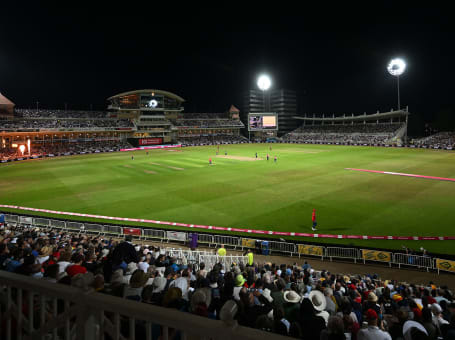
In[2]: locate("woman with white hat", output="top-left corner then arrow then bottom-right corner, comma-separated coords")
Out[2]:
309,290 -> 330,325
299,298 -> 327,339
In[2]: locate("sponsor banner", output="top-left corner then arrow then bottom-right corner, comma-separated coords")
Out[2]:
166,231 -> 187,241
435,258 -> 455,273
241,238 -> 256,248
123,227 -> 142,236
19,216 -> 33,224
298,244 -> 324,256
139,138 -> 163,146
362,249 -> 392,262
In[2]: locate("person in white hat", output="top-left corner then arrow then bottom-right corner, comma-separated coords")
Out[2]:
309,290 -> 329,325
402,320 -> 428,340
283,290 -> 301,323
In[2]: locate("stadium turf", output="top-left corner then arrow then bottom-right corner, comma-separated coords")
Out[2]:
1,144 -> 455,255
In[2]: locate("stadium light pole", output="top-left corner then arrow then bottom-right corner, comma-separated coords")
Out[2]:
257,74 -> 272,111
387,58 -> 406,111
255,74 -> 272,141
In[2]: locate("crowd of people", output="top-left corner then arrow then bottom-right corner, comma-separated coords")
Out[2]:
178,135 -> 249,145
1,223 -> 454,339
0,141 -> 132,161
15,109 -> 109,119
0,118 -> 134,130
283,123 -> 404,145
173,118 -> 244,128
412,132 -> 455,149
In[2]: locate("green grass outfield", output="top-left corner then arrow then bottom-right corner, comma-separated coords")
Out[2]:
1,144 -> 455,254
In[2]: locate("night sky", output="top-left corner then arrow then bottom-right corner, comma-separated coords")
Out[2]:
1,4 -> 454,134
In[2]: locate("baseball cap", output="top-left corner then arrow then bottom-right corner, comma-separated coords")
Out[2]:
365,309 -> 378,320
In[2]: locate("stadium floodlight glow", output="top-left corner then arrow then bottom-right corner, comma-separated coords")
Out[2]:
387,58 -> 406,76
387,58 -> 406,111
19,145 -> 25,155
257,74 -> 271,91
149,99 -> 158,108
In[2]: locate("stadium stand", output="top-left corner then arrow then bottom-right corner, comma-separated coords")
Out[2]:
16,109 -> 109,119
0,141 -> 132,161
282,123 -> 405,145
412,132 -> 455,149
1,222 -> 454,339
0,118 -> 133,130
172,113 -> 247,145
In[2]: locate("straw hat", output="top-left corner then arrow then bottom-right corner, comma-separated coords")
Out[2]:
309,290 -> 326,312
403,320 -> 428,340
368,292 -> 378,302
129,270 -> 149,288
39,246 -> 53,257
284,290 -> 301,304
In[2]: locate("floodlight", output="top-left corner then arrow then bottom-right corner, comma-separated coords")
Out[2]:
257,75 -> 271,91
19,145 -> 25,155
149,99 -> 158,108
387,58 -> 406,77
387,58 -> 407,111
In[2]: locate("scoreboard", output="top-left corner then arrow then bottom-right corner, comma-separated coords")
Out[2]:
248,113 -> 278,131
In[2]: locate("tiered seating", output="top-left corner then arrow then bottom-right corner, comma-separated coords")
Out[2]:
283,123 -> 404,145
413,132 -> 455,148
1,223 -> 453,339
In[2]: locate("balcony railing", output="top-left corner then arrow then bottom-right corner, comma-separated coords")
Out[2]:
0,270 -> 288,340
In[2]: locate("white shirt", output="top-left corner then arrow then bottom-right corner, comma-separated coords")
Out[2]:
58,261 -> 71,273
138,261 -> 149,273
357,326 -> 392,340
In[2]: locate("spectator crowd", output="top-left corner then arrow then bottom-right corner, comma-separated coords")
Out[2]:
1,223 -> 455,339
283,123 -> 404,145
1,141 -> 132,161
412,132 -> 455,149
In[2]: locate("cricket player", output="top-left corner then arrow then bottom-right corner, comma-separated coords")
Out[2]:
312,209 -> 317,231
209,157 -> 212,165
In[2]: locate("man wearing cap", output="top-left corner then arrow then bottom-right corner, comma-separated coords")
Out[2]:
363,292 -> 381,316
233,274 -> 246,301
357,309 -> 391,340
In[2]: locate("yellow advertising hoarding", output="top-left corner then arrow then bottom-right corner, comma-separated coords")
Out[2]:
435,258 -> 455,273
361,249 -> 392,263
298,244 -> 324,256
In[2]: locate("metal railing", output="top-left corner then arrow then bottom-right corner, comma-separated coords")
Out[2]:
0,271 -> 287,340
2,213 -> 454,275
268,241 -> 296,255
198,255 -> 249,271
393,253 -> 433,271
326,247 -> 360,263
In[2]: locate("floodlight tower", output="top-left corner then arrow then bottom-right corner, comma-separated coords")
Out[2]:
387,58 -> 406,111
257,74 -> 271,111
